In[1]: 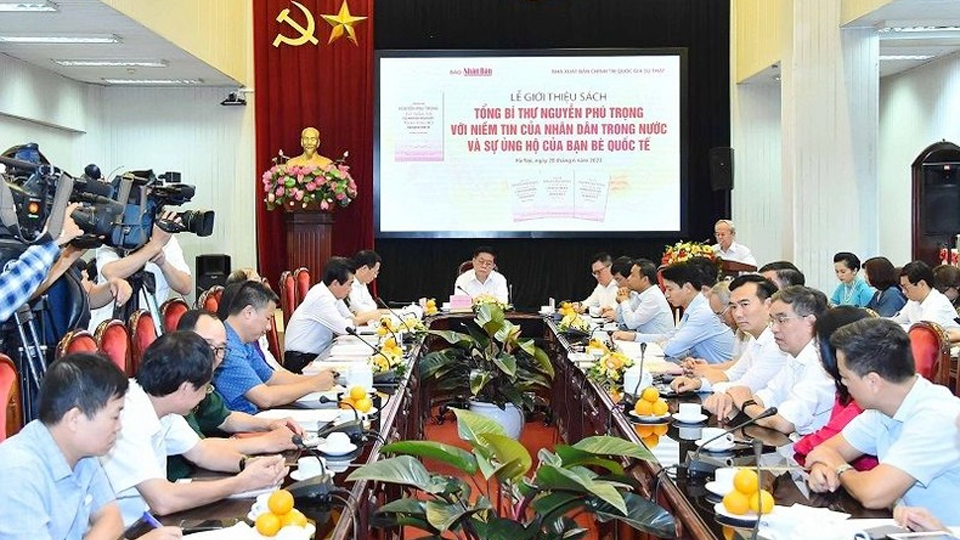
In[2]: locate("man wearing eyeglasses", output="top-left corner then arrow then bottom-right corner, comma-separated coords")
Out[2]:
163,310 -> 302,481
453,246 -> 509,303
708,285 -> 836,436
573,252 -> 618,315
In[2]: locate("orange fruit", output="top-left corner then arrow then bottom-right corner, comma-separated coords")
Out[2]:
355,397 -> 373,413
748,490 -> 775,514
635,424 -> 654,438
722,490 -> 750,515
255,513 -> 282,537
641,434 -> 659,449
641,387 -> 660,403
267,489 -> 294,516
280,509 -> 308,528
652,424 -> 669,436
652,400 -> 669,416
634,400 -> 654,416
349,386 -> 367,401
733,469 -> 759,495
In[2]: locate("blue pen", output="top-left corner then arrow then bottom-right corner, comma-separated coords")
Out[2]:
141,511 -> 162,529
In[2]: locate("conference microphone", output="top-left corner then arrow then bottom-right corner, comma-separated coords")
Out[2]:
685,407 -> 778,476
344,326 -> 390,363
750,438 -> 765,540
373,296 -> 404,343
315,400 -> 364,446
456,285 -> 473,299
291,434 -> 330,476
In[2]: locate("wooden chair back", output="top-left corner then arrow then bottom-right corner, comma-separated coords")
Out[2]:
908,321 -> 951,386
56,329 -> 98,358
197,285 -> 224,314
128,310 -> 158,375
161,298 -> 190,333
294,267 -> 311,304
279,270 -> 297,321
95,319 -> 132,375
0,354 -> 21,441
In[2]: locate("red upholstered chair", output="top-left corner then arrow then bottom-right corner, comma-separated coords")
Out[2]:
197,285 -> 224,313
0,353 -> 21,442
457,260 -> 473,276
161,298 -> 190,333
294,267 -> 311,305
279,271 -> 297,322
95,319 -> 131,375
129,310 -> 158,375
266,310 -> 283,359
56,329 -> 98,358
908,321 -> 951,386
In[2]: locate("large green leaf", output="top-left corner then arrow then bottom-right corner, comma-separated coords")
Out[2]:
469,370 -> 493,396
377,498 -> 427,515
534,465 -> 626,516
530,492 -> 585,522
571,436 -> 655,461
347,456 -> 437,492
491,353 -> 518,377
425,497 -> 490,531
494,319 -> 521,344
381,440 -> 478,475
476,433 -> 531,482
591,492 -> 676,538
471,517 -> 534,540
452,407 -> 507,444
475,303 -> 503,332
419,350 -> 459,379
533,347 -> 555,378
555,446 -> 624,475
427,329 -> 473,346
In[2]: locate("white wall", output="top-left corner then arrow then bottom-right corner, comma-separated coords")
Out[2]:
878,51 -> 960,266
0,54 -> 256,303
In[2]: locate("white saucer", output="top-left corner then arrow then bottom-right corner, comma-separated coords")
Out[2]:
672,413 -> 708,424
300,435 -> 321,447
317,442 -> 357,456
628,410 -> 671,423
695,438 -> 736,452
290,469 -> 324,482
713,502 -> 776,524
704,481 -> 731,497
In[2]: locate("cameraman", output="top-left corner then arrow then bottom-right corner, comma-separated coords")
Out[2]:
0,203 -> 83,324
89,210 -> 192,330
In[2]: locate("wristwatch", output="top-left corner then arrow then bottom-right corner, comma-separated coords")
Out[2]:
836,464 -> 853,477
740,399 -> 757,411
238,455 -> 250,472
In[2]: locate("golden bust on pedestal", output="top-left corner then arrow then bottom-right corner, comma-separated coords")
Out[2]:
286,127 -> 332,169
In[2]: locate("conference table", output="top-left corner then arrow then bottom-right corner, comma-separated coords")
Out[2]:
161,311 -> 890,540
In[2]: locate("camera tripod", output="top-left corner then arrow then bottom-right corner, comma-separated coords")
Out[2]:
1,300 -> 51,424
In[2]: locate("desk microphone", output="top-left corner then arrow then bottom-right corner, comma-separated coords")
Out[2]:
374,296 -> 405,343
750,438 -> 764,540
456,285 -> 473,299
344,326 -> 390,363
291,434 -> 330,476
686,407 -> 778,475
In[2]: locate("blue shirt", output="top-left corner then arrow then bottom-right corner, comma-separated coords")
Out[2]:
842,376 -> 960,524
866,287 -> 908,317
830,277 -> 876,307
0,240 -> 59,323
213,322 -> 275,414
634,293 -> 734,363
0,420 -> 116,540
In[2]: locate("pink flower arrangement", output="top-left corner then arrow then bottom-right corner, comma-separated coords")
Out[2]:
261,155 -> 358,211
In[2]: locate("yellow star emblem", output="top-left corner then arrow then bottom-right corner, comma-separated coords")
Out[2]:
321,1 -> 367,46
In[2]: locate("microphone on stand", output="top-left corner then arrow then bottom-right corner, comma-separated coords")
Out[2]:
375,296 -> 409,342
750,438 -> 765,540
685,407 -> 778,476
456,285 -> 473,299
291,434 -> 330,476
345,326 -> 390,363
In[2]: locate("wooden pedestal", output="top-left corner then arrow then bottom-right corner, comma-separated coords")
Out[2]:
284,210 -> 333,274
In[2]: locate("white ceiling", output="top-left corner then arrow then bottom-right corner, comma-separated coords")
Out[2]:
0,0 -> 238,87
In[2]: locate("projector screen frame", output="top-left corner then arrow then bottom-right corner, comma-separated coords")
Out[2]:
373,47 -> 689,239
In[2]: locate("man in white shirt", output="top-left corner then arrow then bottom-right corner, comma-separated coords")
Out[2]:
712,219 -> 757,267
89,213 -> 193,331
608,257 -> 674,337
806,319 -> 960,524
453,246 -> 509,303
100,331 -> 287,526
348,249 -> 384,317
890,260 -> 960,331
673,274 -> 790,394
575,252 -> 618,314
710,285 -> 835,435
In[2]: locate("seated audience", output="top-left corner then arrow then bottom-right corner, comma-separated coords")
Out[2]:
830,252 -> 875,307
284,257 -> 357,369
608,257 -> 674,338
932,263 -> 960,312
806,319 -> 960,523
793,306 -> 878,471
0,353 -> 180,540
706,286 -> 835,435
687,255 -> 721,295
224,267 -> 281,370
712,219 -> 757,266
347,249 -> 385,323
890,261 -> 960,331
863,256 -> 907,317
626,261 -> 734,363
167,310 -> 301,480
453,246 -> 509,303
706,280 -> 750,361
100,332 -> 287,526
675,275 -> 789,394
217,281 -> 335,412
758,260 -> 805,290
575,252 -> 618,314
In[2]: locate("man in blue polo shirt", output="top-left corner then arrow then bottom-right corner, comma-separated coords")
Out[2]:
0,353 -> 179,540
214,281 -> 335,414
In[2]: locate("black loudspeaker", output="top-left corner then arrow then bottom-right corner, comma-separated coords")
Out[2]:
709,147 -> 734,191
195,254 -> 231,296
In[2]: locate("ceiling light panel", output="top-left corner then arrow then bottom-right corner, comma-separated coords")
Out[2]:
0,2 -> 57,11
102,78 -> 202,85
0,34 -> 119,43
54,59 -> 168,68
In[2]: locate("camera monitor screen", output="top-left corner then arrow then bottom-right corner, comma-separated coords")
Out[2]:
375,49 -> 688,238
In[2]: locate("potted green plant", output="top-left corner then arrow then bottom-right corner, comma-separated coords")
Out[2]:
348,408 -> 676,539
420,303 -> 553,439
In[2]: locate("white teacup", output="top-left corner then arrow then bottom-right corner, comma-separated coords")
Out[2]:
325,432 -> 352,451
713,466 -> 739,492
677,403 -> 702,420
699,427 -> 734,450
588,306 -> 602,317
678,425 -> 702,440
346,364 -> 374,389
297,456 -> 324,478
540,305 -> 554,314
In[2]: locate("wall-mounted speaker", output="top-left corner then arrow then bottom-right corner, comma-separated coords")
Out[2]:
195,254 -> 231,297
709,147 -> 734,191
